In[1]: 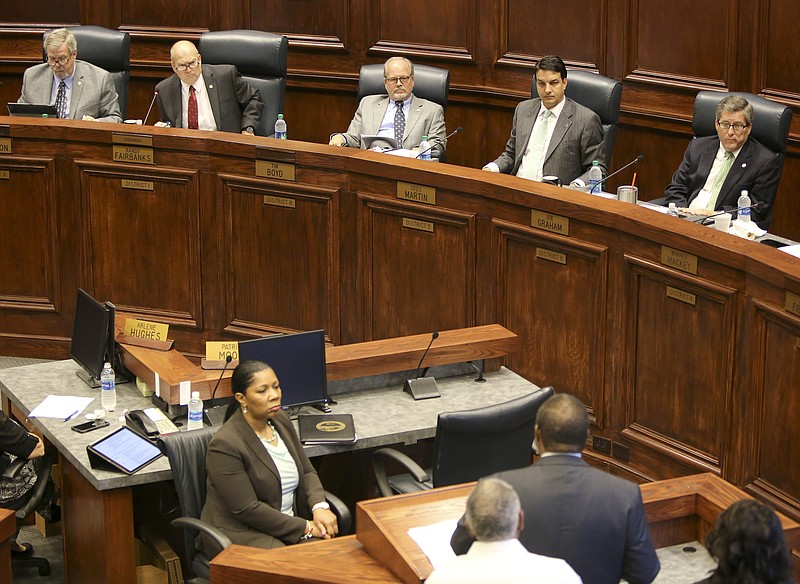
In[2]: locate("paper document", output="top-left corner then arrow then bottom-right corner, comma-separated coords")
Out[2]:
407,519 -> 458,569
778,245 -> 800,259
28,395 -> 94,419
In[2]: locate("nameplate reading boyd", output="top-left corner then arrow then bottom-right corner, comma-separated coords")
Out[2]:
536,248 -> 567,265
121,179 -> 153,191
531,210 -> 569,236
255,160 -> 296,181
660,246 -> 698,275
397,182 -> 436,205
666,286 -> 696,306
113,145 -> 154,165
786,291 -> 800,318
123,318 -> 169,341
263,195 -> 296,209
0,138 -> 11,154
402,218 -> 434,233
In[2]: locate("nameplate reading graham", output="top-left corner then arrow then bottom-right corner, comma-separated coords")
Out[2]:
0,138 -> 11,154
402,217 -> 434,233
113,145 -> 154,165
660,246 -> 698,275
263,195 -> 296,209
112,133 -> 153,147
536,248 -> 567,265
666,286 -> 696,306
206,341 -> 239,361
123,318 -> 169,342
0,170 -> 9,180
531,210 -> 569,236
121,179 -> 154,191
255,160 -> 296,181
397,182 -> 436,205
786,291 -> 800,318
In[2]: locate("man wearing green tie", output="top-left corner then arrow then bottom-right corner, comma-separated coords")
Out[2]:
664,95 -> 781,228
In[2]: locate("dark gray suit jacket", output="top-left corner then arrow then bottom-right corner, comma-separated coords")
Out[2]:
199,409 -> 326,554
492,97 -> 605,185
664,135 -> 781,229
155,64 -> 262,133
451,455 -> 660,584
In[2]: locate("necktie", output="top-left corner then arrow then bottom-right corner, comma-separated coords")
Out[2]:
522,110 -> 552,180
707,151 -> 734,210
188,85 -> 199,130
393,101 -> 405,146
55,81 -> 68,119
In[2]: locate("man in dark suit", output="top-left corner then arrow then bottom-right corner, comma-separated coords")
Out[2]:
450,393 -> 660,584
155,40 -> 262,135
484,55 -> 605,187
664,95 -> 781,229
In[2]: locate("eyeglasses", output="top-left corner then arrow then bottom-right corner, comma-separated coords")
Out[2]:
717,121 -> 749,132
385,75 -> 412,85
46,54 -> 73,66
175,59 -> 199,72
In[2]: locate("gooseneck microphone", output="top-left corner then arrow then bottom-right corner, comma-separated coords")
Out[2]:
414,127 -> 464,159
143,91 -> 159,126
403,331 -> 442,400
693,201 -> 763,224
210,354 -> 233,403
588,155 -> 644,194
205,354 -> 233,425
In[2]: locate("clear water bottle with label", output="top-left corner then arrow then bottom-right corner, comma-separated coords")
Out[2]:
588,160 -> 602,193
418,135 -> 431,161
100,362 -> 116,412
667,202 -> 679,217
187,391 -> 204,430
274,114 -> 287,140
737,189 -> 751,222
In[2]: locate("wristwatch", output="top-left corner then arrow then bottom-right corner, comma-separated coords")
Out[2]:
311,501 -> 330,512
243,126 -> 255,135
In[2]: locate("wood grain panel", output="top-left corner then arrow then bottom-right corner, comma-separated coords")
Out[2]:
359,194 -> 476,340
493,218 -> 608,418
764,0 -> 800,100
251,0 -> 348,43
2,1 -> 80,25
119,0 -> 210,30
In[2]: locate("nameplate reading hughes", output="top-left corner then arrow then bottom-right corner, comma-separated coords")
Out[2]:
536,248 -> 567,265
121,179 -> 154,191
530,210 -> 569,236
255,160 -> 296,181
397,182 -> 436,205
206,341 -> 239,361
786,291 -> 800,318
123,318 -> 169,342
402,218 -> 434,233
0,138 -> 10,154
112,134 -> 153,147
666,286 -> 696,306
113,145 -> 154,165
660,246 -> 698,275
263,195 -> 296,209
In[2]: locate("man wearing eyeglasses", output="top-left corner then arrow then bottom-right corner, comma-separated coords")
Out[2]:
18,28 -> 121,123
155,40 -> 262,135
664,95 -> 781,228
328,57 -> 447,158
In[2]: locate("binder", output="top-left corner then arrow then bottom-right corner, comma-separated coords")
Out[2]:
298,414 -> 357,444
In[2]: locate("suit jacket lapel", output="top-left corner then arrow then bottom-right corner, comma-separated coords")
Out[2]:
405,95 -> 425,140
233,411 -> 280,481
719,139 -> 753,199
369,97 -> 390,135
203,68 -> 221,128
515,99 -> 539,168
696,140 -> 719,188
544,99 -> 573,163
69,62 -> 85,119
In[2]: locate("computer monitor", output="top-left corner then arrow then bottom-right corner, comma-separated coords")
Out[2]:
70,289 -> 111,388
238,330 -> 329,410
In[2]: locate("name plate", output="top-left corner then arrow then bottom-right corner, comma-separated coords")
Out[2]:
0,138 -> 10,154
666,286 -> 696,306
206,341 -> 240,361
402,217 -> 434,233
536,248 -> 567,264
121,179 -> 154,191
531,210 -> 569,236
255,160 -> 296,181
263,195 -> 296,208
124,318 -> 169,342
786,291 -> 800,318
113,145 -> 154,165
112,133 -> 153,147
0,170 -> 9,180
660,246 -> 698,275
397,182 -> 436,205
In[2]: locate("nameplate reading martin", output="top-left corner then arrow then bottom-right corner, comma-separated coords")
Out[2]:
263,195 -> 296,209
536,248 -> 567,265
786,291 -> 800,318
206,341 -> 239,361
112,133 -> 153,147
666,286 -> 696,306
255,160 -> 296,181
0,170 -> 9,180
123,318 -> 169,342
397,182 -> 436,205
0,138 -> 11,154
660,246 -> 698,275
531,210 -> 569,236
121,179 -> 153,191
113,145 -> 154,165
402,217 -> 434,233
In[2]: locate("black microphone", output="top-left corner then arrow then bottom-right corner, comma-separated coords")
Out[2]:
205,354 -> 232,426
403,331 -> 441,400
143,91 -> 158,126
588,155 -> 644,194
414,127 -> 463,159
693,201 -> 763,224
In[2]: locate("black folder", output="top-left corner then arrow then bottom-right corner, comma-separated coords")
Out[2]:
298,414 -> 357,444
87,426 -> 163,475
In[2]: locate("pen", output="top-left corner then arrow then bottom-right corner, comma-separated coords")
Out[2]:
64,410 -> 79,423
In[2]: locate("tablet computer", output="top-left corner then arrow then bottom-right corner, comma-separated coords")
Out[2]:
7,103 -> 59,117
361,135 -> 398,150
86,426 -> 163,475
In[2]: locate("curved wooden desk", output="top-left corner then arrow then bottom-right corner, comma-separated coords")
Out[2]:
1,118 -> 799,525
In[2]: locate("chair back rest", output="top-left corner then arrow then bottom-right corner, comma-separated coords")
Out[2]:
44,26 -> 131,118
431,386 -> 555,488
531,70 -> 622,164
357,63 -> 450,109
15,450 -> 55,520
692,90 -> 793,155
199,30 -> 289,137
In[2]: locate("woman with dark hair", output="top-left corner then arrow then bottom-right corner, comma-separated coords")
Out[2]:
695,499 -> 792,584
198,360 -> 337,554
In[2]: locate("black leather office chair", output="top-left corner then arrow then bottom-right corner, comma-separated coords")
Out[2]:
161,428 -> 352,584
199,30 -> 289,137
372,387 -> 555,497
533,70 -> 623,166
357,63 -> 450,110
43,26 -> 131,118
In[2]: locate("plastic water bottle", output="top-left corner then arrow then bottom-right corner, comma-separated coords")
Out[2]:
667,203 -> 679,217
187,391 -> 204,430
737,190 -> 751,222
588,160 -> 602,193
100,362 -> 116,412
418,135 -> 432,161
274,114 -> 287,140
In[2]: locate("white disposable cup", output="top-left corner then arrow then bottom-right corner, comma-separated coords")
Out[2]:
713,212 -> 732,232
617,185 -> 638,204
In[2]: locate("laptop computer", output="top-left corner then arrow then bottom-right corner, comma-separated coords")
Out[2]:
7,103 -> 59,117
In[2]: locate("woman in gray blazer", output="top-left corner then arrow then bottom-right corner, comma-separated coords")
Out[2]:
199,360 -> 338,554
